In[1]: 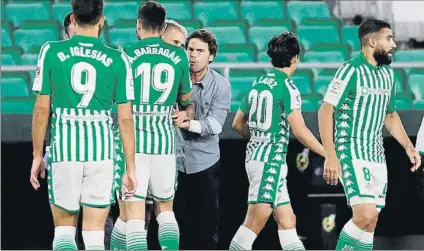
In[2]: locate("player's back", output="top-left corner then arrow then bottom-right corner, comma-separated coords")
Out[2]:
125,37 -> 190,155
242,69 -> 302,163
34,35 -> 131,162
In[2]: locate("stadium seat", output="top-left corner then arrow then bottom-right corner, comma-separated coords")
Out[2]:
287,1 -> 331,25
249,24 -> 291,52
161,1 -> 192,20
394,50 -> 424,62
395,93 -> 412,110
394,69 -> 406,93
2,21 -> 13,47
302,94 -> 322,111
21,54 -> 38,66
6,2 -> 52,27
1,47 -> 22,65
412,100 -> 424,110
1,1 -> 5,21
204,23 -> 247,45
350,50 -> 360,58
311,44 -> 349,60
1,97 -> 35,114
214,44 -> 256,63
14,21 -> 60,53
194,2 -> 239,26
178,20 -> 202,35
302,18 -> 341,34
408,70 -> 424,100
257,51 -> 270,63
240,1 -> 286,26
52,3 -> 72,26
303,50 -> 346,63
104,1 -> 138,27
108,28 -> 138,48
230,101 -> 241,112
297,25 -> 340,50
230,77 -> 255,101
1,76 -> 30,98
291,69 -> 314,95
342,26 -> 360,51
314,76 -> 332,96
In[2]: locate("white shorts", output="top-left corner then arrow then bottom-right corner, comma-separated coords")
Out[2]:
246,160 -> 290,208
48,160 -> 115,213
339,158 -> 387,210
124,153 -> 177,202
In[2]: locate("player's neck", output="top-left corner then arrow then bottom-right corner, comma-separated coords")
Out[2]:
191,67 -> 208,83
140,31 -> 161,39
74,27 -> 99,39
274,67 -> 293,77
362,48 -> 378,67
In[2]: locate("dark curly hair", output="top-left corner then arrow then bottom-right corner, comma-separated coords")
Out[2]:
267,32 -> 300,68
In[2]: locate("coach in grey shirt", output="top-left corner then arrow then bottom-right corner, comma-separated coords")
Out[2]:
173,29 -> 231,250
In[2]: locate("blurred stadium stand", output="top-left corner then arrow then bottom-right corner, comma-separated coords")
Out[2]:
2,0 -> 424,115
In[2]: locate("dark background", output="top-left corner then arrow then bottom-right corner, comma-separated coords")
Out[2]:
2,137 -> 424,250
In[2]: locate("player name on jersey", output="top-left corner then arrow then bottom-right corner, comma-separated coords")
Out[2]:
57,46 -> 114,67
131,46 -> 182,65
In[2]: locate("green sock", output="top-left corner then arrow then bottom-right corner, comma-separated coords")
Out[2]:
336,220 -> 364,250
110,218 -> 127,250
157,212 -> 180,250
126,220 -> 147,250
356,231 -> 374,250
230,241 -> 247,250
53,226 -> 78,250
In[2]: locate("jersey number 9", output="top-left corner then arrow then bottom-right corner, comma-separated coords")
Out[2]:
71,62 -> 96,108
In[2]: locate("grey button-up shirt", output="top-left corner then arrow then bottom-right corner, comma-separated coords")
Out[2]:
176,68 -> 231,174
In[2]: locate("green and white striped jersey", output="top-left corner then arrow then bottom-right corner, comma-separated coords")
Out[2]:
323,52 -> 396,163
240,69 -> 302,163
125,37 -> 191,155
32,35 -> 134,162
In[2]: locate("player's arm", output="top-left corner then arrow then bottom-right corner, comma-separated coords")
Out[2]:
232,93 -> 250,138
318,64 -> 356,159
32,43 -> 52,159
175,51 -> 194,121
115,52 -> 136,175
384,82 -> 421,171
183,80 -> 231,136
281,82 -> 325,157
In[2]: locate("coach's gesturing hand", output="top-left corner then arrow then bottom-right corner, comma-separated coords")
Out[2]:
30,156 -> 46,190
323,155 -> 341,185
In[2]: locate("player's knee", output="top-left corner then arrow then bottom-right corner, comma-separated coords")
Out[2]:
244,204 -> 271,232
353,205 -> 378,227
275,212 -> 296,230
154,199 -> 173,215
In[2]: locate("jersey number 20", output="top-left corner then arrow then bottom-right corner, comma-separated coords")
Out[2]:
136,62 -> 174,104
248,89 -> 273,131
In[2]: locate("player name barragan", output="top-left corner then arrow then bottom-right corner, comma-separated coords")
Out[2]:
131,47 -> 182,65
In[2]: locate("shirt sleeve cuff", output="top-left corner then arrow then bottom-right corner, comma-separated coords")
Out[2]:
188,120 -> 202,134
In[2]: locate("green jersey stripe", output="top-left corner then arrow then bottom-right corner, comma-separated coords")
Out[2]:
70,108 -> 77,161
369,68 -> 379,162
62,108 -> 69,161
85,109 -> 93,161
77,109 -> 85,161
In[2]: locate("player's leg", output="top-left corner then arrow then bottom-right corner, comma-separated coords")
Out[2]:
122,153 -> 150,250
150,154 -> 179,250
111,198 -> 128,250
272,165 -> 305,250
355,163 -> 387,250
336,159 -> 379,250
145,192 -> 154,233
81,160 -> 115,250
49,161 -> 83,250
230,160 -> 277,250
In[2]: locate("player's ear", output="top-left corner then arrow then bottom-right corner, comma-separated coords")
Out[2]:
98,16 -> 105,28
291,55 -> 299,64
70,14 -> 78,26
136,19 -> 142,31
369,35 -> 378,48
208,53 -> 214,62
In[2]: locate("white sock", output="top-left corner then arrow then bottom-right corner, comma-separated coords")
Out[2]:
115,218 -> 127,233
357,231 -> 374,249
82,230 -> 105,250
157,211 -> 180,250
126,219 -> 147,250
53,226 -> 77,250
343,219 -> 364,240
278,228 -> 305,250
230,225 -> 257,250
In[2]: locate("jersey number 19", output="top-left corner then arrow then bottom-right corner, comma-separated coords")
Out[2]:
136,62 -> 174,104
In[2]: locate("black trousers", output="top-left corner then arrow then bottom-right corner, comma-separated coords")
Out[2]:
174,161 -> 220,250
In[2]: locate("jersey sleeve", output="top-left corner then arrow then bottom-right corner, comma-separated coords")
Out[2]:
32,42 -> 52,95
114,51 -> 135,104
281,78 -> 302,116
323,64 -> 357,109
178,50 -> 192,96
386,67 -> 396,113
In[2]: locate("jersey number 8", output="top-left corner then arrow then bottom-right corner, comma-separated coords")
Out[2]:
71,62 -> 96,108
248,89 -> 273,131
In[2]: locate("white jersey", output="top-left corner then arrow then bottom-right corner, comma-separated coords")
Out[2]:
415,116 -> 424,154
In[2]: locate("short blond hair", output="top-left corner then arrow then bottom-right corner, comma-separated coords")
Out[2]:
165,19 -> 188,38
